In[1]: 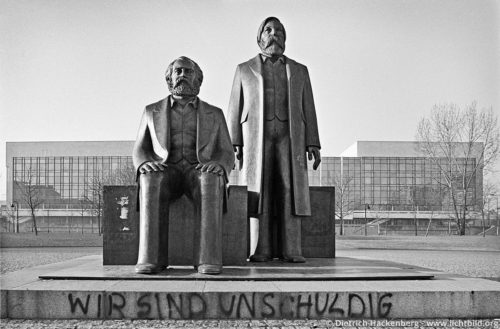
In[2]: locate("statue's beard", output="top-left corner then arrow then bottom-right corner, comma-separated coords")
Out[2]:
259,36 -> 285,56
168,78 -> 200,97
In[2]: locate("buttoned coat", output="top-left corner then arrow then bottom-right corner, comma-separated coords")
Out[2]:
228,55 -> 321,216
133,97 -> 234,183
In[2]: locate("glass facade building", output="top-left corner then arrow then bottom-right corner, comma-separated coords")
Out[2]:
12,156 -> 134,209
307,156 -> 480,213
5,141 -> 136,232
6,141 -> 483,232
12,154 -> 479,212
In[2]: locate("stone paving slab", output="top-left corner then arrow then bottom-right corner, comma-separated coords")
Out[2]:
37,256 -> 434,281
1,255 -> 500,320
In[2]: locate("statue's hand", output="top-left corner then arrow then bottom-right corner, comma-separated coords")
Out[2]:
196,162 -> 225,176
139,161 -> 168,174
307,146 -> 321,170
234,146 -> 243,170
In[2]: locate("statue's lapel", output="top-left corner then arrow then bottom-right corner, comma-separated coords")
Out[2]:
249,55 -> 263,80
197,101 -> 214,151
250,55 -> 297,91
152,97 -> 170,151
285,56 -> 297,89
286,57 -> 301,101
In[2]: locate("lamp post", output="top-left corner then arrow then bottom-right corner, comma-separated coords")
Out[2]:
496,196 -> 499,236
493,194 -> 499,236
487,196 -> 491,227
497,197 -> 499,236
488,193 -> 498,236
414,204 -> 418,236
364,203 -> 370,236
10,201 -> 19,233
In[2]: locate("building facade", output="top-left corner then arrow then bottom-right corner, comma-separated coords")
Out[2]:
5,141 -> 135,232
309,141 -> 482,212
5,141 -> 483,232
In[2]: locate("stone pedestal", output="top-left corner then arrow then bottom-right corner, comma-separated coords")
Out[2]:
103,185 -> 335,266
103,185 -> 248,266
302,187 -> 335,258
5,255 -> 500,320
103,186 -> 138,265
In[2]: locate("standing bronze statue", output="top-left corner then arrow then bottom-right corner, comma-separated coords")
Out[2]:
133,56 -> 234,274
228,17 -> 321,263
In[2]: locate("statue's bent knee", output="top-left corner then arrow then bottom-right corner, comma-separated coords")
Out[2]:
198,171 -> 224,187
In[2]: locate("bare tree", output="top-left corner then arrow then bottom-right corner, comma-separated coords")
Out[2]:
78,196 -> 91,234
15,167 -> 43,235
85,175 -> 107,235
107,163 -> 136,186
333,172 -> 355,235
424,209 -> 435,237
480,181 -> 498,237
416,102 -> 499,235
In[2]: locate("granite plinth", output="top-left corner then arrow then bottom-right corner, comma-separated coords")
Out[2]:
302,187 -> 335,258
103,185 -> 248,266
103,186 -> 335,266
39,257 -> 432,281
2,256 -> 500,320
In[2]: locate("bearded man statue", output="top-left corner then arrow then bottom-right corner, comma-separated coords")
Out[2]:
228,17 -> 321,263
133,56 -> 234,274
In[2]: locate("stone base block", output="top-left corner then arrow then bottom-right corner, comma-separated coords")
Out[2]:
103,186 -> 335,266
2,256 -> 500,320
302,187 -> 335,258
103,185 -> 248,266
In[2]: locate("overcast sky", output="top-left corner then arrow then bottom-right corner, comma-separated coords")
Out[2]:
1,0 -> 499,199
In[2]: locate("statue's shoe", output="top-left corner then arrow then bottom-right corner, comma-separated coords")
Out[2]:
198,264 -> 222,275
135,263 -> 165,274
283,255 -> 306,263
249,254 -> 272,262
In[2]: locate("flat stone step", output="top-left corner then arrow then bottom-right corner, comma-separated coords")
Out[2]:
38,257 -> 434,281
2,256 -> 499,320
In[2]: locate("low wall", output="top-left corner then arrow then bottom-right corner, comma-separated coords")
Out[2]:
0,232 -> 103,248
103,185 -> 248,266
103,186 -> 336,265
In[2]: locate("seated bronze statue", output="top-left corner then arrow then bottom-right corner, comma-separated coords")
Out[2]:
133,56 -> 234,275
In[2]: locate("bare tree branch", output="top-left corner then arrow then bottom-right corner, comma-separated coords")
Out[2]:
415,102 -> 499,235
333,172 -> 355,236
15,166 -> 43,235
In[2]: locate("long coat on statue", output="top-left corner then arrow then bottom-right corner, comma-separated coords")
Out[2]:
133,97 -> 234,184
228,55 -> 321,216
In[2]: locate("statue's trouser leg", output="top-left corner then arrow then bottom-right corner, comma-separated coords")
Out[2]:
185,168 -> 224,267
137,169 -> 180,269
254,119 -> 302,259
273,121 -> 302,259
253,121 -> 275,259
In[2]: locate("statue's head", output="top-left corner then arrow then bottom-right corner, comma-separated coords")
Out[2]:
257,17 -> 286,57
165,56 -> 203,97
